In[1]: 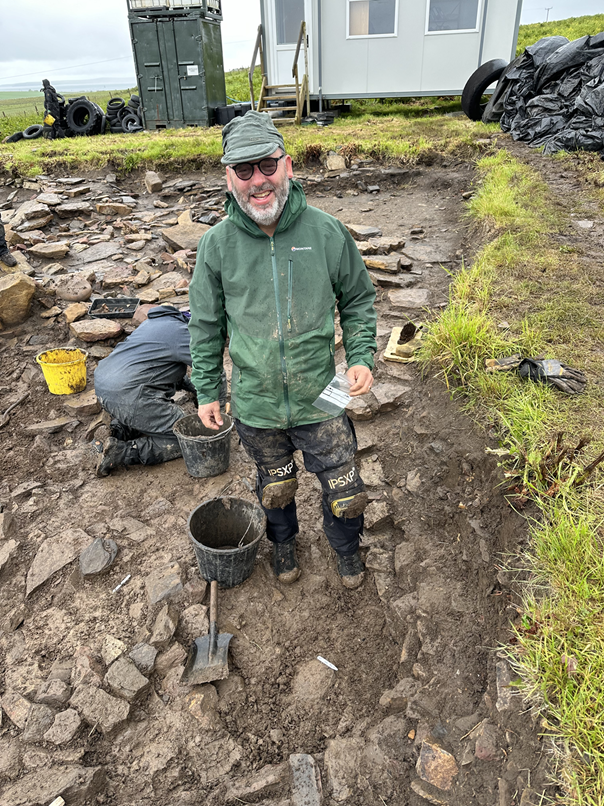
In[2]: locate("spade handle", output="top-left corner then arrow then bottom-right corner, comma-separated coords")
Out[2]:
210,579 -> 218,625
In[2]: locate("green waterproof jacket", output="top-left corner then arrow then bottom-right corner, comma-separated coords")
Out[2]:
188,180 -> 376,429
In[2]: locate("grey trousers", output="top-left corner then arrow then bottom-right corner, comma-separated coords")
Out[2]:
96,389 -> 184,465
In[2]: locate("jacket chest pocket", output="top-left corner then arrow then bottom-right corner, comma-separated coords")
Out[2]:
282,255 -> 334,336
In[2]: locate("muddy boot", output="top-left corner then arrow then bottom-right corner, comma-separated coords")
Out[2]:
109,419 -> 140,441
337,551 -> 365,589
95,437 -> 139,477
262,478 -> 298,509
273,538 -> 300,583
0,250 -> 17,268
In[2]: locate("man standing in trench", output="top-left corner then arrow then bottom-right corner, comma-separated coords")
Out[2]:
188,111 -> 376,589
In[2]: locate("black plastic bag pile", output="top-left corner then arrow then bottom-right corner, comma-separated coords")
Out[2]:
483,32 -> 604,155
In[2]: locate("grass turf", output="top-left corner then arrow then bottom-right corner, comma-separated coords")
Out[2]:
420,146 -> 604,805
0,113 -> 495,178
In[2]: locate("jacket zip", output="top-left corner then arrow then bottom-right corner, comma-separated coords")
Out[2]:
270,238 -> 291,426
287,258 -> 293,332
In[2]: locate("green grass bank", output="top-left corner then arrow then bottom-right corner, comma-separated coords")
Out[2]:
516,13 -> 604,56
0,113 -> 492,178
420,147 -> 604,805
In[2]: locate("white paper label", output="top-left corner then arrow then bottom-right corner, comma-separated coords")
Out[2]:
187,65 -> 199,76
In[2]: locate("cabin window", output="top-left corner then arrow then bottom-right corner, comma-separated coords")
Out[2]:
428,0 -> 480,32
348,0 -> 397,37
276,0 -> 305,45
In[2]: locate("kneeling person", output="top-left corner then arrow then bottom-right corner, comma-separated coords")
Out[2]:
94,305 -> 197,476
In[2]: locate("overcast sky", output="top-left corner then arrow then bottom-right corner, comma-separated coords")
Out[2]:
0,0 -> 602,90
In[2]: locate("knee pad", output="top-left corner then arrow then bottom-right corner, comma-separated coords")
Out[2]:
260,457 -> 298,509
318,460 -> 368,519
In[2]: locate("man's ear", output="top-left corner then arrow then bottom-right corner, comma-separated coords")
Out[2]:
226,167 -> 233,191
285,154 -> 294,179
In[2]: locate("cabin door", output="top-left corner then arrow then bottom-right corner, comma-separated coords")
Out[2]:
268,0 -> 311,89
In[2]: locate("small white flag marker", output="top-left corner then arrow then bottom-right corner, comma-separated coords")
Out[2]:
317,655 -> 338,671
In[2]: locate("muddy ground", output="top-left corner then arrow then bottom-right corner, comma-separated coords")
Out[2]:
0,144 -> 569,805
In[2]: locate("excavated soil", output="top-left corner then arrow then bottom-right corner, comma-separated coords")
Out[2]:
0,148 -> 569,806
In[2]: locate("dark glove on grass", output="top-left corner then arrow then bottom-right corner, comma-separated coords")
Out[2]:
517,358 -> 587,395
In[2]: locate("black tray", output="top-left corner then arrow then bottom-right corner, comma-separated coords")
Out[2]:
89,298 -> 140,319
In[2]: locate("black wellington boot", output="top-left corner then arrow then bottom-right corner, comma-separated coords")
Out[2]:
95,438 -> 140,477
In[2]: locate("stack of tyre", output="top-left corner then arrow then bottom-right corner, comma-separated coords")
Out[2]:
106,95 -> 144,134
62,96 -> 107,136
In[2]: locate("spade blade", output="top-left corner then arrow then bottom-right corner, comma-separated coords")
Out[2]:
181,631 -> 233,685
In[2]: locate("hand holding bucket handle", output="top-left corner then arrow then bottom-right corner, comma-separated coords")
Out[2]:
198,401 -> 223,430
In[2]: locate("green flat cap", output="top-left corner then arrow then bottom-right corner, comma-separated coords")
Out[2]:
221,110 -> 285,165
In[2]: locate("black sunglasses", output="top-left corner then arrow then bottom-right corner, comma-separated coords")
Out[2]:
231,154 -> 285,181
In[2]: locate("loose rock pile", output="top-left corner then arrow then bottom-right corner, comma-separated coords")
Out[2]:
0,170 -> 222,333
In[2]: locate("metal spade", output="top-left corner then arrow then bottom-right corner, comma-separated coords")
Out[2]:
181,579 -> 232,685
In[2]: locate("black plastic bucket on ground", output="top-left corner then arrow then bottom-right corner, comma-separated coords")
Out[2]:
173,413 -> 234,478
188,497 -> 266,588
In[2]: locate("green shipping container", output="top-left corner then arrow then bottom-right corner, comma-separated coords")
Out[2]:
127,0 -> 227,129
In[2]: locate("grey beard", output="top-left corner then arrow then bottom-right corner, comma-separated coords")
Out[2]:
232,177 -> 290,227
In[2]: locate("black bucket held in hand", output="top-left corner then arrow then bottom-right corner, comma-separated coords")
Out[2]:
188,497 -> 266,588
173,413 -> 233,478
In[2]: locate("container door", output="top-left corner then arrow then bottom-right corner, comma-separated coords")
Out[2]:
200,21 -> 227,112
158,20 -> 186,125
172,17 -> 208,125
268,0 -> 310,89
131,19 -> 173,127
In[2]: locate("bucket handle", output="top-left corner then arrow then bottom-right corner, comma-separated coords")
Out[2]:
176,419 -> 234,444
238,514 -> 255,547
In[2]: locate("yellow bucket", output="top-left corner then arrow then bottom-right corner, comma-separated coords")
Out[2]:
35,348 -> 88,395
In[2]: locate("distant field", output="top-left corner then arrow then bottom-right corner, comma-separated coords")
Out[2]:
0,91 -> 42,100
0,71 -> 260,140
0,89 -> 136,117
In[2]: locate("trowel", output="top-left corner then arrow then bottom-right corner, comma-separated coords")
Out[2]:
182,579 -> 233,685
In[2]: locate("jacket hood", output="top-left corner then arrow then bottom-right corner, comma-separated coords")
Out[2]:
224,179 -> 307,238
147,306 -> 190,324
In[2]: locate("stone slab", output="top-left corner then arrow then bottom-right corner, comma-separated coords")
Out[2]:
416,740 -> 459,791
63,388 -> 101,416
0,539 -> 19,573
289,754 -> 322,806
145,562 -> 183,604
1,764 -> 105,806
345,224 -> 382,240
70,684 -> 130,735
0,273 -> 36,326
401,242 -> 454,263
26,528 -> 91,596
79,241 -> 123,264
388,288 -> 431,309
69,319 -> 122,342
161,222 -> 210,252
28,242 -> 70,259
